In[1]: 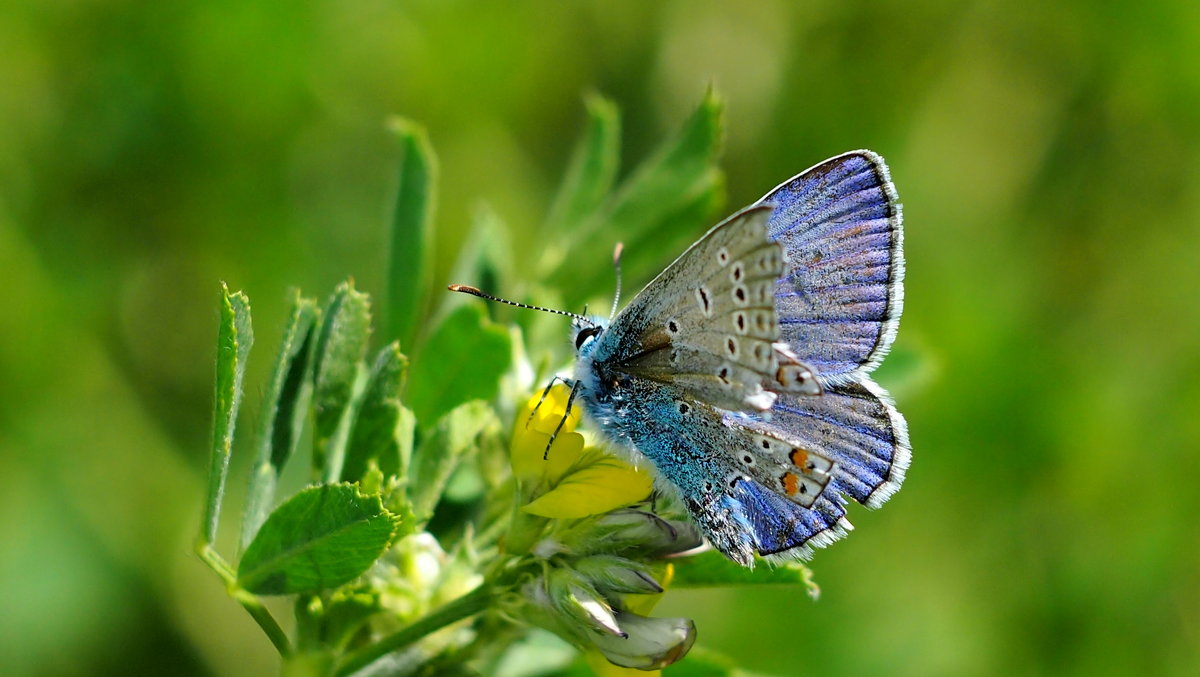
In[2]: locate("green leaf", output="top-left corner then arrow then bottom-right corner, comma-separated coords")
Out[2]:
241,290 -> 320,551
544,93 -> 621,236
382,483 -> 418,542
616,172 -> 725,298
448,203 -> 514,309
409,400 -> 495,525
201,283 -> 253,546
550,91 -> 724,301
394,407 -> 415,480
312,281 -> 373,481
237,484 -> 399,595
474,405 -> 512,490
442,461 -> 486,503
385,118 -> 438,351
407,303 -> 511,424
343,342 -> 410,482
669,550 -> 819,596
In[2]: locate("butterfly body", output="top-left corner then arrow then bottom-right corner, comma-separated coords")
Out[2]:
567,150 -> 909,566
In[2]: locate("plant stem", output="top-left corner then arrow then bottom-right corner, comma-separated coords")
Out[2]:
233,589 -> 292,656
334,585 -> 493,677
196,543 -> 292,655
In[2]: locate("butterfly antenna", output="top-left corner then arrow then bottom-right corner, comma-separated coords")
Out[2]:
448,284 -> 593,324
609,242 -> 624,320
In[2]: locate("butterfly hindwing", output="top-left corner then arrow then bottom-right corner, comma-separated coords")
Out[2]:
735,377 -> 910,509
757,151 -> 904,386
613,378 -> 850,566
690,377 -> 909,563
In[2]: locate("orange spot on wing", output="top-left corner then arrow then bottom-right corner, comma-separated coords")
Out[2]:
789,448 -> 809,468
781,472 -> 800,496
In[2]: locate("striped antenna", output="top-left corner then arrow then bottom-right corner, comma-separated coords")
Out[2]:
448,284 -> 593,324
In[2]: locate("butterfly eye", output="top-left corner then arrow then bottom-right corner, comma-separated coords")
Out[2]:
575,326 -> 602,350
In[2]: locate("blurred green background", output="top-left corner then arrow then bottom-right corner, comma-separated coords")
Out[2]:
3,0 -> 1199,675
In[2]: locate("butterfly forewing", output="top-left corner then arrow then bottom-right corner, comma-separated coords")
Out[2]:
757,151 -> 904,386
602,205 -> 787,411
619,344 -> 773,412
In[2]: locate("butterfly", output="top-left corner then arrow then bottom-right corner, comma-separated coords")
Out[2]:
454,151 -> 909,566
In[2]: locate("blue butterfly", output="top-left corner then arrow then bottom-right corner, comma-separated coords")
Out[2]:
456,151 -> 908,566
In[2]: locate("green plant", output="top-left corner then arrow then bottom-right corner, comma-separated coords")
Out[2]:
196,93 -> 819,677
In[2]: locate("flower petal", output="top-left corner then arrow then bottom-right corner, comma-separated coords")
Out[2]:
515,383 -> 582,437
511,383 -> 589,485
522,455 -> 653,519
511,430 -> 585,484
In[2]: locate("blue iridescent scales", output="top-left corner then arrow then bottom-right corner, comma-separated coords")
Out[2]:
570,151 -> 909,566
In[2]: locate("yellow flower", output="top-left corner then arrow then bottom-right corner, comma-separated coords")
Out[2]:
511,384 -> 653,519
506,388 -> 695,671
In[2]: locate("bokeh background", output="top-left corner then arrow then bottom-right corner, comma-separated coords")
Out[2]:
3,1 -> 1199,675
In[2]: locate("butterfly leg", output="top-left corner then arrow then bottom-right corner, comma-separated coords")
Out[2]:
544,379 -> 582,460
527,375 -> 576,429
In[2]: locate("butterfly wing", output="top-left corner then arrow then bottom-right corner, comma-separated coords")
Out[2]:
601,376 -> 851,566
756,150 -> 904,386
674,378 -> 908,564
582,152 -> 909,565
731,376 -> 910,508
594,205 -> 820,413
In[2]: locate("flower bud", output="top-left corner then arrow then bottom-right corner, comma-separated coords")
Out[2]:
590,612 -> 696,670
546,569 -> 625,638
580,509 -> 703,556
516,564 -> 694,670
573,555 -> 663,595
